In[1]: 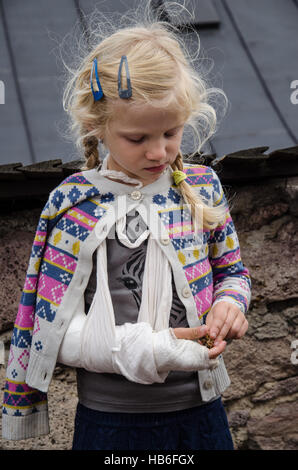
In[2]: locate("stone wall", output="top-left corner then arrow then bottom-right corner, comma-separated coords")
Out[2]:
0,175 -> 297,450
222,176 -> 298,450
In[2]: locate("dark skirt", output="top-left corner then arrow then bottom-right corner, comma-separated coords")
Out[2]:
72,397 -> 234,451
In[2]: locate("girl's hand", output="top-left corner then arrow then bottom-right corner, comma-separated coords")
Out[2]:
206,301 -> 248,345
173,325 -> 226,359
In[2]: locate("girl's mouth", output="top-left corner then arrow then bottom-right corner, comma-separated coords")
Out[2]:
144,164 -> 167,173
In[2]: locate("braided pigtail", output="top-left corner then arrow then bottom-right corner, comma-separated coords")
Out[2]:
171,152 -> 226,231
82,136 -> 101,170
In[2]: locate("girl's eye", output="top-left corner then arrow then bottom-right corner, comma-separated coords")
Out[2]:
165,128 -> 181,138
126,131 -> 178,143
127,137 -> 144,144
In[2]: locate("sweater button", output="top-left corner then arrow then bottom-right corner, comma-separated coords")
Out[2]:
161,237 -> 170,245
182,286 -> 191,298
203,379 -> 213,390
130,190 -> 142,200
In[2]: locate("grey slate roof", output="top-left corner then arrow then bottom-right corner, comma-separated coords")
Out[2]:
0,0 -> 297,166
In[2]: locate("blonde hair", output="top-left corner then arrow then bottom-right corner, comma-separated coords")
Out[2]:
62,3 -> 228,229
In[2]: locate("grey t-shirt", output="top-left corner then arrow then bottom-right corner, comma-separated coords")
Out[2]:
76,210 -> 205,412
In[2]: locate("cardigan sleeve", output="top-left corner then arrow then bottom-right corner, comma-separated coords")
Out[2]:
2,173 -> 98,440
208,168 -> 251,313
2,205 -> 51,440
2,171 -> 102,440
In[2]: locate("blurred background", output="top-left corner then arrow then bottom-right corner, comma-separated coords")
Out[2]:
0,0 -> 297,166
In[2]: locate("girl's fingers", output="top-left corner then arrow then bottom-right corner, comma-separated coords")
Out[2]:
233,317 -> 249,339
208,340 -> 226,359
173,325 -> 208,341
173,326 -> 227,360
207,302 -> 248,344
223,312 -> 248,340
207,305 -> 230,340
215,309 -> 238,342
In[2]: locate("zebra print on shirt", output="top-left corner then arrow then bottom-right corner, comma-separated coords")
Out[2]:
84,209 -> 188,328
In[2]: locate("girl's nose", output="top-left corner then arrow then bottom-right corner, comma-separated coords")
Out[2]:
145,141 -> 167,162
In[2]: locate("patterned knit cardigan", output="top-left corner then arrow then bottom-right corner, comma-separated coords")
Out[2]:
2,164 -> 251,440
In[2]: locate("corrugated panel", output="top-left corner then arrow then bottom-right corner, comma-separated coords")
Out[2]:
162,0 -> 220,28
78,0 -> 139,16
2,0 -> 79,164
195,0 -> 297,158
0,4 -> 31,165
1,0 -> 297,167
225,0 -> 298,144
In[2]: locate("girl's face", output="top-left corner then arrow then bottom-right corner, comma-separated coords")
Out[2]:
101,101 -> 185,186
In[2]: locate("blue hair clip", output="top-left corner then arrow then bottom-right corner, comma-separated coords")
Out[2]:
118,55 -> 132,99
90,58 -> 104,101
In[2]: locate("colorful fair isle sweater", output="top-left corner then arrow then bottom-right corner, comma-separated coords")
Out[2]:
2,164 -> 251,440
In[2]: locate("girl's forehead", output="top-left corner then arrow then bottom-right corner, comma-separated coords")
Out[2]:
109,101 -> 185,130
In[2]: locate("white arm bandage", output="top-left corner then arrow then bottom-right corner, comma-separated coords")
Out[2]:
57,313 -> 217,384
57,225 -> 218,385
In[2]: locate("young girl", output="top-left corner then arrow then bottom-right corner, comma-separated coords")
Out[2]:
2,18 -> 251,450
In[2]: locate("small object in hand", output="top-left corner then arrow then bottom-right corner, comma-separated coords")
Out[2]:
200,333 -> 215,349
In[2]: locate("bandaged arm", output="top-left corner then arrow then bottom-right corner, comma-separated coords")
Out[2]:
57,310 -> 218,385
